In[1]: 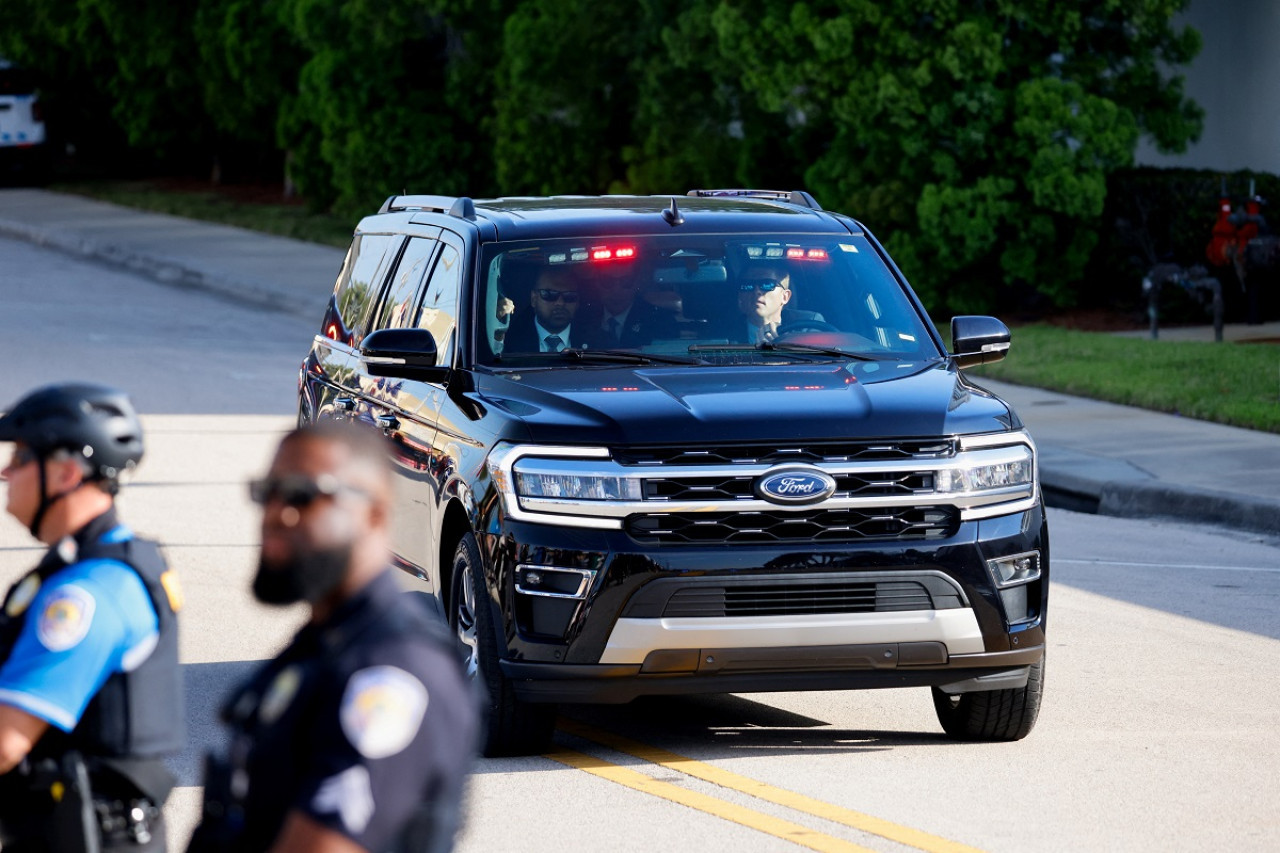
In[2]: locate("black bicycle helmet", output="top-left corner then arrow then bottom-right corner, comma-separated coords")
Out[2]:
0,382 -> 144,482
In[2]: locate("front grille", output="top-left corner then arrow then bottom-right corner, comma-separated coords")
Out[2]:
663,579 -> 937,618
643,471 -> 934,501
626,506 -> 958,544
614,439 -> 955,467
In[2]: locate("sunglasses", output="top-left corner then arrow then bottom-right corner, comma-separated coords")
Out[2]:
535,289 -> 580,304
6,446 -> 38,469
739,281 -> 786,293
248,474 -> 369,508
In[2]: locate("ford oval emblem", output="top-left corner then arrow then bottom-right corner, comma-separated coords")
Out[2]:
755,466 -> 836,506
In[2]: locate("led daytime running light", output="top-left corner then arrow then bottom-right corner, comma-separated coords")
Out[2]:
515,470 -> 641,501
935,450 -> 1033,494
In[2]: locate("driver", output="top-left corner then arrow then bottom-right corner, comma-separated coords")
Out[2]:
734,266 -> 793,343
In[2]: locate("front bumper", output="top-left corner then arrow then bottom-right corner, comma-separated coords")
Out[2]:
502,645 -> 1044,703
481,500 -> 1048,678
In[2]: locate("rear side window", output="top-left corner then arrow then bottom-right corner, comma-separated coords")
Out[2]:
328,234 -> 402,345
376,237 -> 438,330
417,239 -> 462,365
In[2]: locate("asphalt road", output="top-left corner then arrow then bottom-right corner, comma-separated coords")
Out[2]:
1,235 -> 1277,852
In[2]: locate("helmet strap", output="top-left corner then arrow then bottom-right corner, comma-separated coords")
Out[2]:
28,453 -> 84,541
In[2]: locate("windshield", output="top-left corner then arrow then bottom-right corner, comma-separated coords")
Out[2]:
474,233 -> 940,367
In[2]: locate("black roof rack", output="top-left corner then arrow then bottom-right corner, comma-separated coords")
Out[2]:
686,189 -> 822,210
377,194 -> 477,220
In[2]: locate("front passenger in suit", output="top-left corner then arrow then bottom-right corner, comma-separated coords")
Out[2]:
501,267 -> 589,353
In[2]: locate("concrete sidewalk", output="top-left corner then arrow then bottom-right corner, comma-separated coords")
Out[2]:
0,187 -> 344,318
3,187 -> 1279,537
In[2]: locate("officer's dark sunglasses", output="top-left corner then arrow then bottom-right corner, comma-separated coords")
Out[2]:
248,474 -> 369,508
739,280 -> 786,293
534,289 -> 580,304
6,446 -> 38,469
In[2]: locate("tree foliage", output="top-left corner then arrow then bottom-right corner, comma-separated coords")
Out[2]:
0,0 -> 1204,311
690,0 -> 1202,311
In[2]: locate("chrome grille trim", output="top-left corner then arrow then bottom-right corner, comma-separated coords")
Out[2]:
487,432 -> 1038,531
626,506 -> 958,544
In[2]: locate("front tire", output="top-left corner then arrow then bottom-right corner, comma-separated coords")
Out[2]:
932,657 -> 1044,741
449,532 -> 556,756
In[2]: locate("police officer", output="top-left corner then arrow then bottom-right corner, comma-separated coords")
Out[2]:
188,420 -> 476,853
0,383 -> 184,852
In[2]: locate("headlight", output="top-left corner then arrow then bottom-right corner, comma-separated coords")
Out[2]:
485,444 -> 632,529
515,468 -> 642,501
934,446 -> 1034,493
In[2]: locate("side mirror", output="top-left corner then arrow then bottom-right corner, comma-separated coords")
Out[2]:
950,315 -> 1011,368
360,328 -> 446,381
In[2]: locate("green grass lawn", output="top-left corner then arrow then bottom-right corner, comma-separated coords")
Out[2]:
968,324 -> 1280,433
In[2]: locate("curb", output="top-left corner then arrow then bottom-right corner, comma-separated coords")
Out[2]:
1041,469 -> 1280,538
1098,479 -> 1280,538
0,216 -> 315,318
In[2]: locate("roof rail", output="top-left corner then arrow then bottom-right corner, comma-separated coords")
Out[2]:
686,189 -> 822,210
377,194 -> 477,220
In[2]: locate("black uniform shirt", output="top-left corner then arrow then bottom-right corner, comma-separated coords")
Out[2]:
226,571 -> 475,852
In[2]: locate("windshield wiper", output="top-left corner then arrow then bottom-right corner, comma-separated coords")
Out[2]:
688,341 -> 881,361
760,341 -> 885,361
558,348 -> 702,365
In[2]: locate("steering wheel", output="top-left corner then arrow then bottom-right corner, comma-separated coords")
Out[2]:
776,319 -> 839,336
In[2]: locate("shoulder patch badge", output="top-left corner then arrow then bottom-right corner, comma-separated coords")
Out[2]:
37,585 -> 96,652
5,574 -> 41,617
340,665 -> 429,760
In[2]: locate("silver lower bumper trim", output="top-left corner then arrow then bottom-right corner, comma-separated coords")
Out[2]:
598,609 -> 985,665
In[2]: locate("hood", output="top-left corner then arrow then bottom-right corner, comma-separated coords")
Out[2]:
475,361 -> 1016,446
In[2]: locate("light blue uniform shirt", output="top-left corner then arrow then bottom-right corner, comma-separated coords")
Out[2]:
0,557 -> 160,732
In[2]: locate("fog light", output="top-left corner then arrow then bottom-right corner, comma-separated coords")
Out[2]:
987,551 -> 1040,588
515,565 -> 596,599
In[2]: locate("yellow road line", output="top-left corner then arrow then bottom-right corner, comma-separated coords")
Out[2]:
545,746 -> 877,853
558,718 -> 985,853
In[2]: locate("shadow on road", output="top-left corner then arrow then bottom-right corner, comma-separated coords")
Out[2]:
170,659 -> 264,787
471,693 -> 957,774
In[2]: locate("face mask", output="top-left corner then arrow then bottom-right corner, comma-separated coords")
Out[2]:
252,543 -> 351,606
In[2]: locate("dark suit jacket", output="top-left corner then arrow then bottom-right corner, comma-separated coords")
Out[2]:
583,300 -> 681,349
501,315 -> 590,353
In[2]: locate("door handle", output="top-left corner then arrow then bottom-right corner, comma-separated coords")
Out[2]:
334,396 -> 356,413
376,414 -> 401,433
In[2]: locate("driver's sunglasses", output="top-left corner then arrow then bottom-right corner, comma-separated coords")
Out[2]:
740,281 -> 786,293
535,289 -> 580,304
248,474 -> 369,509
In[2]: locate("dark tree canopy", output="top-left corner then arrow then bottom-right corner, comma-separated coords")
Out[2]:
0,0 -> 1203,311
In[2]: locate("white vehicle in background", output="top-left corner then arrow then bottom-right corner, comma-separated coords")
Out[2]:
0,57 -> 47,180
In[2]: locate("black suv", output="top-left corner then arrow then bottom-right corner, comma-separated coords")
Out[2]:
298,190 -> 1048,755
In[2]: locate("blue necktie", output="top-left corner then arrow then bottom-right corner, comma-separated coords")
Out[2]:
545,334 -> 564,352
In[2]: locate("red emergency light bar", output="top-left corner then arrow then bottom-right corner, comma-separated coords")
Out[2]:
784,247 -> 828,260
592,246 -> 636,261
550,245 -> 638,263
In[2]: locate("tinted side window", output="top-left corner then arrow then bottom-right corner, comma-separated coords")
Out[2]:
376,237 -> 439,330
416,238 -> 462,365
330,234 -> 401,344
